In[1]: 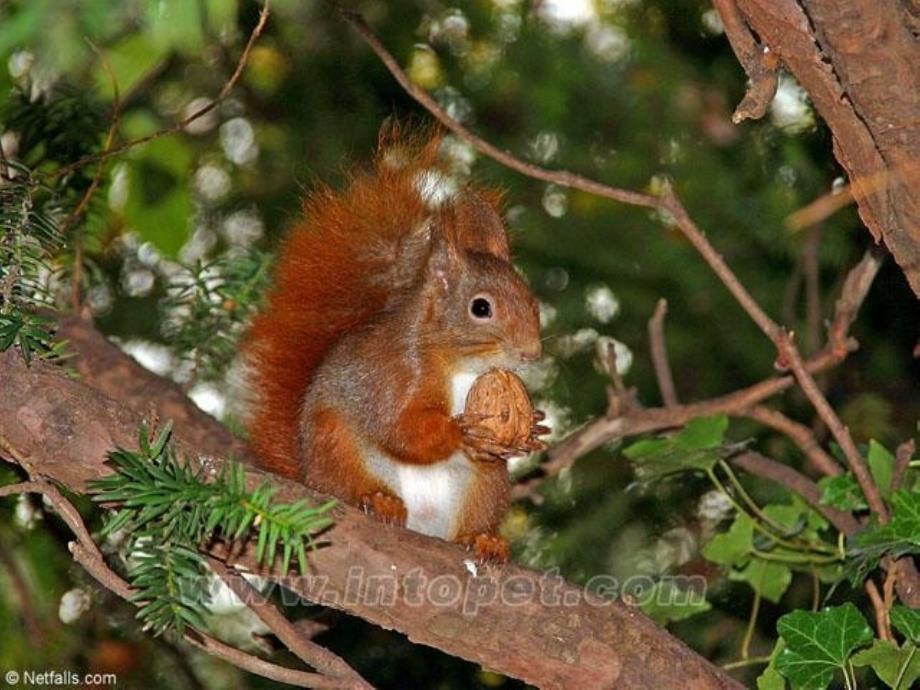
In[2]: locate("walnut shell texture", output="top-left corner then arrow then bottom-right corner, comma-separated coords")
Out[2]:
464,369 -> 534,449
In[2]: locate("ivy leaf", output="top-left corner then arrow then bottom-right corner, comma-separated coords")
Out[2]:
730,559 -> 792,604
757,640 -> 787,690
702,512 -> 753,565
676,414 -> 729,451
640,580 -> 711,625
623,414 -> 729,482
846,489 -> 920,584
867,440 -> 895,498
891,606 -> 920,644
776,603 -> 873,690
851,639 -> 920,689
818,474 -> 867,512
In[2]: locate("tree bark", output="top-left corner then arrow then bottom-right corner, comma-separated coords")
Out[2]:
723,0 -> 920,296
0,332 -> 740,690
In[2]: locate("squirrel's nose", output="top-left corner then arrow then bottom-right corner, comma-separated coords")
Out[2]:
518,342 -> 542,362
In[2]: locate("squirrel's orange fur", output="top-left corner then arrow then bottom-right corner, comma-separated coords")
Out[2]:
244,126 -> 543,557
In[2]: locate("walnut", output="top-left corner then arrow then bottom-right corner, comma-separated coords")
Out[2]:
464,369 -> 534,449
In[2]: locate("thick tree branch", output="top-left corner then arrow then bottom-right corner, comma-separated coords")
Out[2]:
728,0 -> 920,296
0,348 -> 739,690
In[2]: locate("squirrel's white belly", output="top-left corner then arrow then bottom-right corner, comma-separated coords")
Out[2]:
364,449 -> 473,539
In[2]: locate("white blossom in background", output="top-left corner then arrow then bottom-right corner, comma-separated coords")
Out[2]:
436,85 -> 473,123
533,399 -> 571,442
86,283 -> 113,316
539,301 -> 558,329
543,266 -> 569,291
221,209 -> 264,246
59,588 -> 92,624
137,242 -> 161,268
652,527 -> 698,572
8,50 -> 34,79
181,226 -> 218,263
118,339 -> 175,377
697,489 -> 734,524
189,382 -> 227,419
182,96 -> 220,135
14,495 -> 42,530
594,335 -> 633,376
541,184 -> 568,218
108,164 -> 129,211
121,266 -> 156,297
539,0 -> 594,31
701,9 -> 724,35
519,357 -> 559,392
770,74 -> 815,133
556,327 -> 599,358
441,136 -> 476,175
585,284 -> 620,323
203,572 -> 271,652
585,24 -> 631,63
195,163 -> 232,202
529,131 -> 560,164
220,117 -> 258,165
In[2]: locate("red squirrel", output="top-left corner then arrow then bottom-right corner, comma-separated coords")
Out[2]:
244,126 -> 546,561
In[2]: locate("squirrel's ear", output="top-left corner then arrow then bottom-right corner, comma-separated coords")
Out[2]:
450,191 -> 510,261
425,225 -> 462,296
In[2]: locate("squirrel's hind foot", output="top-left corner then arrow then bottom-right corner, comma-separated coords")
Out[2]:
457,532 -> 510,563
361,491 -> 407,527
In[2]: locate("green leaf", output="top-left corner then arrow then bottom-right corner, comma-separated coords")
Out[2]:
851,639 -> 920,689
847,489 -> 920,584
729,559 -> 792,604
702,512 -> 753,565
757,640 -> 787,690
868,440 -> 896,498
676,414 -> 729,451
818,474 -> 867,512
891,606 -> 920,645
640,580 -> 711,625
776,603 -> 873,690
623,415 -> 730,482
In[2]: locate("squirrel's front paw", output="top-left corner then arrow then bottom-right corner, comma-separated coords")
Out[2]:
457,532 -> 510,563
361,491 -> 407,527
526,409 -> 551,453
454,413 -> 516,462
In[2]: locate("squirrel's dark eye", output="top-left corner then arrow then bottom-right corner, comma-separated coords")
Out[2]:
470,296 -> 493,320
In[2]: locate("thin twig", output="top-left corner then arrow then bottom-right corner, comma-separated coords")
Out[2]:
802,225 -> 822,356
892,439 -> 916,492
69,543 -> 340,689
49,1 -> 271,182
728,451 -> 860,535
743,405 -> 841,477
333,5 -> 659,210
208,558 -> 372,689
776,329 -> 888,521
865,578 -> 892,641
658,182 -> 780,341
62,40 -> 123,312
648,298 -> 678,408
711,0 -> 779,123
0,479 -> 351,689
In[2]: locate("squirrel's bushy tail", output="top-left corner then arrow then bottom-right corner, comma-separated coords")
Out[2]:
244,131 -> 443,478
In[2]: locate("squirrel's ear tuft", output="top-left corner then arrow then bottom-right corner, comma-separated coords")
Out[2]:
425,224 -> 462,296
376,117 -> 444,171
447,191 -> 511,261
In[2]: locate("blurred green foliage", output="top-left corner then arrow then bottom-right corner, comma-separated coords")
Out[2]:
1,1 -> 918,688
